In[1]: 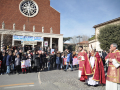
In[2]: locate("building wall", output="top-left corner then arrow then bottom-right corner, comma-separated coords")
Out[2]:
94,19 -> 120,51
76,43 -> 89,52
0,0 -> 60,34
89,39 -> 96,51
95,20 -> 120,40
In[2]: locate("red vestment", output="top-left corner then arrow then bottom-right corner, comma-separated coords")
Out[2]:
80,52 -> 106,84
78,50 -> 87,71
105,50 -> 120,83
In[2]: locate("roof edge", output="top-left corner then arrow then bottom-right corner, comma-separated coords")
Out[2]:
93,17 -> 120,28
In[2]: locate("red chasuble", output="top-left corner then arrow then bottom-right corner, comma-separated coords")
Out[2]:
80,52 -> 106,84
105,49 -> 120,83
78,50 -> 87,71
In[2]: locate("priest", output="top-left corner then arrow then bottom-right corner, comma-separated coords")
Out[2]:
105,43 -> 120,90
77,46 -> 87,79
80,50 -> 106,86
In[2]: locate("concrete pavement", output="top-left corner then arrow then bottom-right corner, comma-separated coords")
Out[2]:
0,68 -> 105,90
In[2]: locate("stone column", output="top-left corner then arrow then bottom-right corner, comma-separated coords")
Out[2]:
32,36 -> 34,51
58,36 -> 63,52
50,37 -> 52,49
42,37 -> 44,49
1,34 -> 3,51
22,35 -> 24,52
12,35 -> 14,46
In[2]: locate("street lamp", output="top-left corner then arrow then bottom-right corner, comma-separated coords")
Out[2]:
76,36 -> 82,45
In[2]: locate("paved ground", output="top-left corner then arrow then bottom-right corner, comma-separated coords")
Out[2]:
0,68 -> 106,90
40,68 -> 105,90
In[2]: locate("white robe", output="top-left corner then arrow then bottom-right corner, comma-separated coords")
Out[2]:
86,56 -> 99,85
106,59 -> 120,90
78,51 -> 85,78
78,70 -> 82,78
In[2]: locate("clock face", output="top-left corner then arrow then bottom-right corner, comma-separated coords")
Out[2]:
19,0 -> 39,17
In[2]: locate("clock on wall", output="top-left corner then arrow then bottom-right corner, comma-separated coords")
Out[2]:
19,0 -> 39,17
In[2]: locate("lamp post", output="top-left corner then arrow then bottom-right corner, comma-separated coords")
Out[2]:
76,36 -> 82,44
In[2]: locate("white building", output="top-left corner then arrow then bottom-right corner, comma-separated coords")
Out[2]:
89,17 -> 120,51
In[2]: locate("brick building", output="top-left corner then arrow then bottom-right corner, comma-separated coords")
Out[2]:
0,0 -> 63,52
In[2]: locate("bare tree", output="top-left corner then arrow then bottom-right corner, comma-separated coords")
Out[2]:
81,35 -> 90,41
70,35 -> 90,44
70,36 -> 77,44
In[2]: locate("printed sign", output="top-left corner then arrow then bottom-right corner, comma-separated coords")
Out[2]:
63,58 -> 70,65
73,58 -> 79,65
51,49 -> 54,54
21,60 -> 26,68
25,59 -> 31,67
21,59 -> 31,68
44,41 -> 48,47
63,58 -> 79,65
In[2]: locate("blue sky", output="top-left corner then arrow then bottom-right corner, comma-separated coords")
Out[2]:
50,0 -> 120,38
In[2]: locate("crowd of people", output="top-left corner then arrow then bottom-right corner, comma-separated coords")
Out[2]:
0,43 -> 119,90
0,44 -> 108,76
0,45 -> 76,75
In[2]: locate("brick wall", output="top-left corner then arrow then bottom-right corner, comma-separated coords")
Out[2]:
0,0 -> 60,34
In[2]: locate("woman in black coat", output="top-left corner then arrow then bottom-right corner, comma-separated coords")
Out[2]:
34,56 -> 40,72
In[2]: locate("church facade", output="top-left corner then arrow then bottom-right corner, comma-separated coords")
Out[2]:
0,0 -> 63,52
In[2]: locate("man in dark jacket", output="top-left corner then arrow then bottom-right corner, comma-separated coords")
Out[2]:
1,53 -> 6,75
102,50 -> 107,66
6,51 -> 12,75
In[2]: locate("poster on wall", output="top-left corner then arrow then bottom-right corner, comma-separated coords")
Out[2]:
44,41 -> 48,47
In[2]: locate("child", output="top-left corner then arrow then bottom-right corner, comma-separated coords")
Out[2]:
21,53 -> 27,74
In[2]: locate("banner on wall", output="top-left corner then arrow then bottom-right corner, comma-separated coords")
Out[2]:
13,35 -> 43,42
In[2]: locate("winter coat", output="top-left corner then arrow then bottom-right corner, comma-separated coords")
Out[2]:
56,57 -> 60,64
2,56 -> 6,65
0,55 -> 3,65
34,57 -> 40,67
67,53 -> 73,64
50,55 -> 54,64
12,55 -> 15,64
15,57 -> 20,66
6,55 -> 12,66
47,55 -> 51,63
22,56 -> 27,60
33,54 -> 38,61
